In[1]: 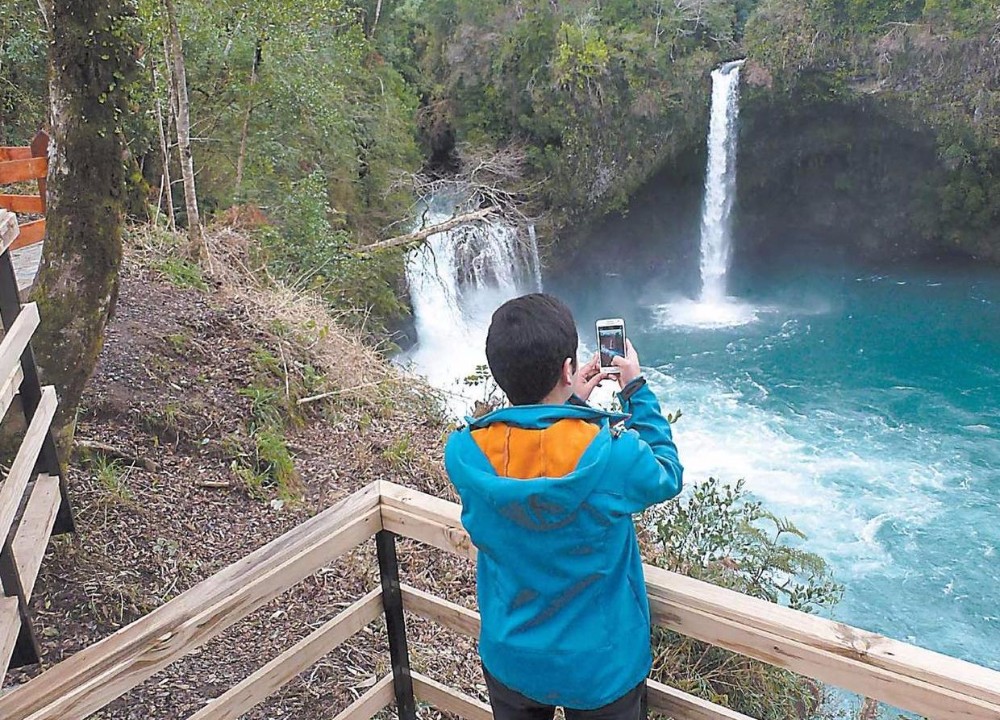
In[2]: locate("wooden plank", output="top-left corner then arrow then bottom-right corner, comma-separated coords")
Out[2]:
646,596 -> 1000,720
379,481 -> 463,529
187,589 -> 383,720
0,210 -> 19,253
11,475 -> 61,602
0,148 -> 31,162
643,564 -> 1000,709
377,489 -> 1000,720
412,671 -> 493,720
0,597 -> 22,685
401,585 -> 748,720
0,366 -> 25,424
380,505 -> 476,562
401,584 -> 480,638
8,220 -> 44,251
0,482 -> 382,720
0,195 -> 45,214
330,674 -> 394,720
0,304 -> 40,427
646,679 -> 753,720
0,302 -> 40,379
0,158 -> 47,185
0,385 -> 56,542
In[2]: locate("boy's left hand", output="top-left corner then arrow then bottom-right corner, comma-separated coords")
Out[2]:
573,353 -> 608,402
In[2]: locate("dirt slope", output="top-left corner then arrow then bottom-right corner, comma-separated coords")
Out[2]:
4,229 -> 484,718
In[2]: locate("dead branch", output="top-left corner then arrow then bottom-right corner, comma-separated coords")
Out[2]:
75,439 -> 160,472
361,208 -> 495,254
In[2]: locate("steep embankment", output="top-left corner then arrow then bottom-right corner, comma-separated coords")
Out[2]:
4,227 -> 484,717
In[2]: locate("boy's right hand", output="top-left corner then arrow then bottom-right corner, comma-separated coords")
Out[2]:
611,339 -> 642,389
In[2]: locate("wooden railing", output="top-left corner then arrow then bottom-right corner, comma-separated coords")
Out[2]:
0,131 -> 48,251
0,209 -> 75,682
0,481 -> 997,720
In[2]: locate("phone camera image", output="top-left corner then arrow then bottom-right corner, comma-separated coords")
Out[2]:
598,326 -> 625,369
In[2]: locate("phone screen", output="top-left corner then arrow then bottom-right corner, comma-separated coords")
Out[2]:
598,324 -> 626,369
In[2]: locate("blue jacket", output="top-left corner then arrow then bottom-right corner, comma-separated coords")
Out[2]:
444,380 -> 683,709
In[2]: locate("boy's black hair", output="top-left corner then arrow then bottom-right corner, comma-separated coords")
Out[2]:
486,293 -> 578,406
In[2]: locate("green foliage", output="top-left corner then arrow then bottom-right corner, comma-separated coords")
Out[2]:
647,478 -> 843,718
231,346 -> 304,501
654,478 -> 844,611
231,424 -> 298,501
255,170 -> 408,331
135,0 -> 421,232
0,0 -> 47,144
404,0 -> 749,221
917,0 -> 996,31
808,0 -> 925,35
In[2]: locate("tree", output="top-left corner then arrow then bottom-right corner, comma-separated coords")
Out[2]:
162,0 -> 203,258
30,0 -> 138,451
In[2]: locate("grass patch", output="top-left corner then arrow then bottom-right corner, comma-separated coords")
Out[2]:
88,455 -> 132,501
231,425 -> 299,502
155,257 -> 208,290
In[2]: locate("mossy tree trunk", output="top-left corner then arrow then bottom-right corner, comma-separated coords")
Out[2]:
30,0 -> 138,453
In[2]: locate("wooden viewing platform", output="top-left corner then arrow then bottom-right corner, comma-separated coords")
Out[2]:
0,481 -> 996,720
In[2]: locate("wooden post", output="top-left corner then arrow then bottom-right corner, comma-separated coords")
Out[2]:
375,530 -> 416,720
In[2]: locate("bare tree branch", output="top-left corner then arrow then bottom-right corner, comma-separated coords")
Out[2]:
361,208 -> 495,253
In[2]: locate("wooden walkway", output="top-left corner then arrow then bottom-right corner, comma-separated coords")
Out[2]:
0,481 -> 996,720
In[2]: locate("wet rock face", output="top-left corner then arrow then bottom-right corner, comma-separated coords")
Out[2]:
734,93 -> 949,268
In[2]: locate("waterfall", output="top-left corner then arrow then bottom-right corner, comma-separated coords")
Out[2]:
698,60 -> 745,303
404,201 -> 542,409
653,59 -> 758,328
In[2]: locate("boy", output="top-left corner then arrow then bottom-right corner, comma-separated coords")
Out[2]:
445,293 -> 683,720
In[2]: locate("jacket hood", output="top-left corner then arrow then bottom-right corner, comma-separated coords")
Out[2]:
446,403 -> 629,530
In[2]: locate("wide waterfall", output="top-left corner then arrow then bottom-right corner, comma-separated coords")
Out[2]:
699,60 -> 745,303
403,201 -> 542,412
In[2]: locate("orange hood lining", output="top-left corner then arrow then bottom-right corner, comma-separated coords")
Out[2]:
471,419 -> 600,480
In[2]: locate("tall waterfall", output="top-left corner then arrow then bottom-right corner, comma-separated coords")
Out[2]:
404,202 -> 542,410
698,60 -> 745,303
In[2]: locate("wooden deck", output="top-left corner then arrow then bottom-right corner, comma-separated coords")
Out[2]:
0,480 -> 996,720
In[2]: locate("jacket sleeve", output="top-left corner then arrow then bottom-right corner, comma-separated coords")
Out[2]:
610,378 -> 683,514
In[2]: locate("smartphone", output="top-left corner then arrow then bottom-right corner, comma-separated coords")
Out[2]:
596,318 -> 626,374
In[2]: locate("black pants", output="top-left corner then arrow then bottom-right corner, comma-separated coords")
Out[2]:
483,667 -> 648,720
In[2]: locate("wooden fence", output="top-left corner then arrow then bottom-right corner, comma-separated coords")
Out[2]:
0,208 -> 75,682
0,131 -> 48,251
0,480 -> 996,720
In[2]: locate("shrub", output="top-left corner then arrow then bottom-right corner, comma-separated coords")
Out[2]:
645,477 -> 844,718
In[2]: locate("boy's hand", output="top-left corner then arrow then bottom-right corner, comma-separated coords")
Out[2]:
611,339 -> 642,389
573,353 -> 608,401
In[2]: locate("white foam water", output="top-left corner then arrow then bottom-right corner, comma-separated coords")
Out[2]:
402,204 -> 542,414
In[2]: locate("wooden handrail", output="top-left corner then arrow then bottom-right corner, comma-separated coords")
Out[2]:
2,480 -> 999,720
0,482 -> 381,720
0,131 -> 48,251
377,481 -> 1000,720
399,583 -> 753,720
